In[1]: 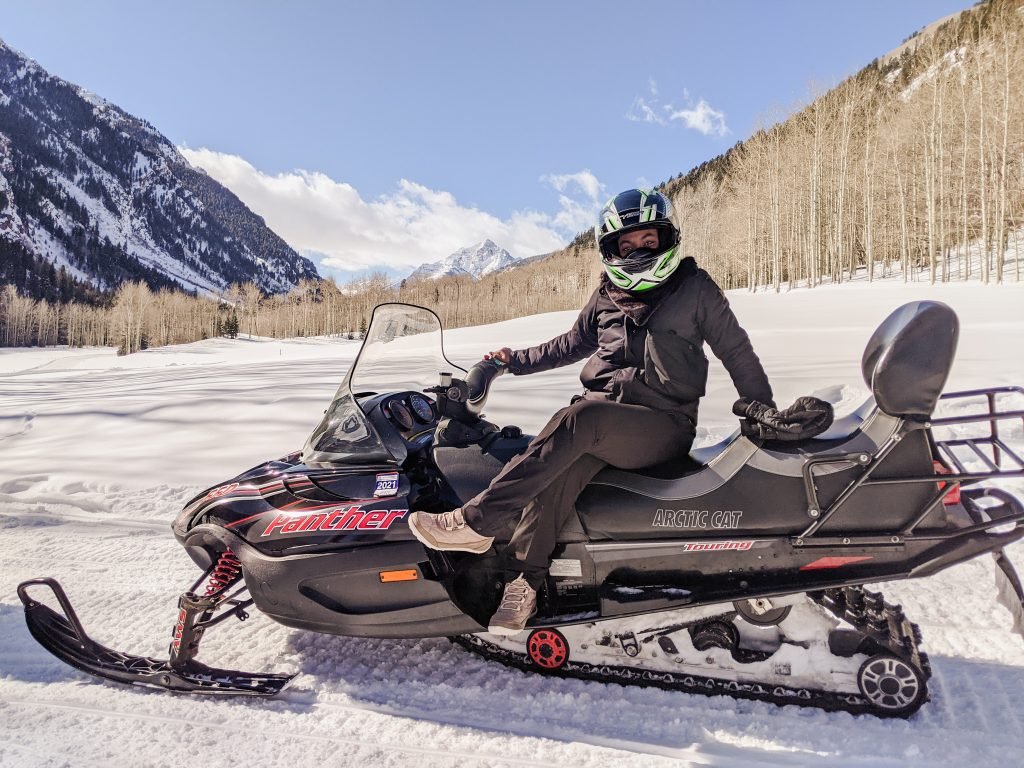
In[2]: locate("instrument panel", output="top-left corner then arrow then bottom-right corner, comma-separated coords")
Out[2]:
381,392 -> 437,434
385,399 -> 414,430
409,393 -> 434,422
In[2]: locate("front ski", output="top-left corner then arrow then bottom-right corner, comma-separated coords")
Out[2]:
19,576 -> 293,697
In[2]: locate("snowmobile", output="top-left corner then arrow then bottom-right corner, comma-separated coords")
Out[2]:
18,300 -> 1024,718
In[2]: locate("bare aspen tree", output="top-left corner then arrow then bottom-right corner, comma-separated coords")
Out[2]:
236,282 -> 261,338
863,91 -> 879,282
994,3 -> 1016,282
976,14 -> 991,283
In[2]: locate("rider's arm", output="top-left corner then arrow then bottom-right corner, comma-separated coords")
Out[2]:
505,292 -> 600,375
695,273 -> 775,407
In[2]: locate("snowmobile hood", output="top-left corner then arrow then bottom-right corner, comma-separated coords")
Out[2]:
172,457 -> 415,558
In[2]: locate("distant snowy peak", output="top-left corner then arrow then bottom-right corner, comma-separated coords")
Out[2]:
0,36 -> 318,296
408,239 -> 518,281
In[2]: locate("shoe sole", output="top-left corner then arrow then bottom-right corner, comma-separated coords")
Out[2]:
487,623 -> 529,636
408,514 -> 493,554
487,607 -> 538,636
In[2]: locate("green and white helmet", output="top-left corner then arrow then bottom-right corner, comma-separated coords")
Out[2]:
594,188 -> 681,293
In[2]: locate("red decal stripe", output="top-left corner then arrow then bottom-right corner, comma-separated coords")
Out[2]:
800,555 -> 873,571
279,497 -> 380,511
225,512 -> 267,529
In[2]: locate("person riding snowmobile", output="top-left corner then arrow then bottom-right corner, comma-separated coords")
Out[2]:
409,188 -> 780,634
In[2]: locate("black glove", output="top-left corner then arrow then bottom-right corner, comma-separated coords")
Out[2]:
733,396 -> 834,441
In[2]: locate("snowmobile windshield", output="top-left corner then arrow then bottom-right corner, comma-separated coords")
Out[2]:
301,303 -> 463,466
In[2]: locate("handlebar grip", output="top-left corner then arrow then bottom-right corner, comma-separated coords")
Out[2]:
466,360 -> 507,405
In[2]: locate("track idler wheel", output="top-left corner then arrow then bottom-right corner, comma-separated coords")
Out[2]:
526,629 -> 569,670
734,599 -> 792,627
857,653 -> 928,717
689,620 -> 739,652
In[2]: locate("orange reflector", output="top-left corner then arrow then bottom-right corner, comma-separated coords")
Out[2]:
379,569 -> 419,583
933,461 -> 962,505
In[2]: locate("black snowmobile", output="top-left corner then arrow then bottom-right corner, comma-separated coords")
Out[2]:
18,300 -> 1024,717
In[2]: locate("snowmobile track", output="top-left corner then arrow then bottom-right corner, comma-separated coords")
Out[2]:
453,585 -> 929,717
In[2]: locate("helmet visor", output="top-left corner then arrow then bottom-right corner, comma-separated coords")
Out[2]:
599,224 -> 678,264
602,247 -> 660,273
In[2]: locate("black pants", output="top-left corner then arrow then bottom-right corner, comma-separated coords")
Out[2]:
462,398 -> 694,588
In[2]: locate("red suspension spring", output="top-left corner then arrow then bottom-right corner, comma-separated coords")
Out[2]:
205,549 -> 243,597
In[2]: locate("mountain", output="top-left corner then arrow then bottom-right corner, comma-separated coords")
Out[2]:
0,38 -> 319,298
406,239 -> 518,281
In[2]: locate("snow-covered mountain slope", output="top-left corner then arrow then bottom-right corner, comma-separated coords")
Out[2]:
1,280 -> 1023,766
407,238 -> 518,281
0,38 -> 319,296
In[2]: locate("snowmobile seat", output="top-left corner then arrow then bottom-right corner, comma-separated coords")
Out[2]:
624,396 -> 876,483
575,401 -> 943,539
861,300 -> 958,421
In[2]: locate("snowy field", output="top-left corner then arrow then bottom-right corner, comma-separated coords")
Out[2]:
2,279 -> 1023,767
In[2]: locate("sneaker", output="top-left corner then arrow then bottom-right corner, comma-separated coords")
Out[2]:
407,509 -> 494,554
487,575 -> 538,635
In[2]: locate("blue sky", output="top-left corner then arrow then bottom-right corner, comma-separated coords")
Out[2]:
0,0 -> 975,280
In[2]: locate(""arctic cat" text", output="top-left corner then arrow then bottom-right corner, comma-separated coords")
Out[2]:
652,508 -> 743,529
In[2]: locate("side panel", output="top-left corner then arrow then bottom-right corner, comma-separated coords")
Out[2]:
184,525 -> 484,638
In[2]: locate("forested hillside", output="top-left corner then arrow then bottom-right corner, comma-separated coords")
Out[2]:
662,0 -> 1023,290
0,38 -> 319,302
2,0 -> 1021,350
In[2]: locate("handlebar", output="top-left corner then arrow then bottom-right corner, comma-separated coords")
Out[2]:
426,359 -> 507,425
466,359 -> 507,406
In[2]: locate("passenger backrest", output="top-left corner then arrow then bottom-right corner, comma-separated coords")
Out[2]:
861,301 -> 959,421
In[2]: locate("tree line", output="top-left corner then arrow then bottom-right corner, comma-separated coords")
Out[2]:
0,260 -> 600,350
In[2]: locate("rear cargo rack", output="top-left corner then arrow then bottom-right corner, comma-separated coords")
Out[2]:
796,386 -> 1024,542
932,386 -> 1024,477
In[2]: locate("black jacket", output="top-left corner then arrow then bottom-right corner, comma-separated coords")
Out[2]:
507,258 -> 773,432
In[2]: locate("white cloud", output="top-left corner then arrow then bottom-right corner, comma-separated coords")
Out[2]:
668,99 -> 729,137
180,148 -> 597,280
540,170 -> 604,202
626,96 -> 666,125
540,170 -> 605,233
626,79 -> 666,124
626,81 -> 729,136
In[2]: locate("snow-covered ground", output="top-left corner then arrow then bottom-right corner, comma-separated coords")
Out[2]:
1,280 -> 1023,767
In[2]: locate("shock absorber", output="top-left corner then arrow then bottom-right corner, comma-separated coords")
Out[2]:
205,549 -> 242,597
169,549 -> 245,668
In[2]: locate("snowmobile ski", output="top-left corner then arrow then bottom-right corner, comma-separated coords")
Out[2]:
18,577 -> 293,697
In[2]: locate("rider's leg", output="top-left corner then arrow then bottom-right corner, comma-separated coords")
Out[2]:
466,398 -> 694,576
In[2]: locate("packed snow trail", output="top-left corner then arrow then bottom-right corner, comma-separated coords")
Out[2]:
2,280 -> 1023,767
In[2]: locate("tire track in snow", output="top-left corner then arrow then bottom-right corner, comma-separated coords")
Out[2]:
0,507 -> 168,531
0,735 -> 113,768
2,696 -> 608,768
281,688 -> 761,766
